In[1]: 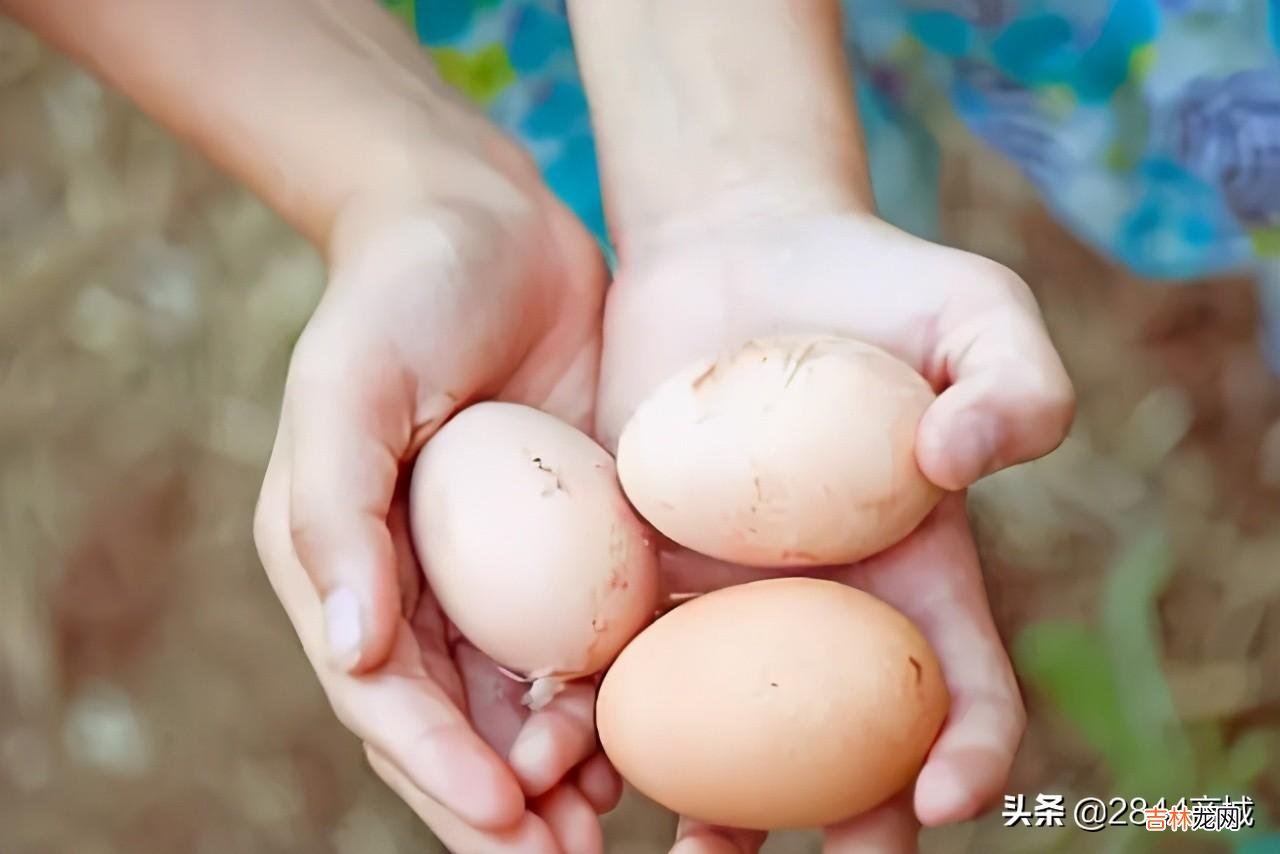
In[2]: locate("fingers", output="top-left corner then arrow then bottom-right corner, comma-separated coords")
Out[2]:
533,785 -> 605,854
347,662 -> 529,830
917,269 -> 1074,490
447,650 -> 609,847
257,450 -> 526,830
576,753 -> 624,814
455,644 -> 603,801
669,834 -> 747,854
823,793 -> 918,853
454,638 -> 614,854
366,746 -> 562,854
670,819 -> 767,854
283,325 -> 416,675
851,496 -> 1025,826
455,640 -> 528,754
911,645 -> 1024,821
509,683 -> 600,797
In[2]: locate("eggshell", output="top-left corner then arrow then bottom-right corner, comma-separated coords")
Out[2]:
616,336 -> 943,567
596,577 -> 948,830
409,402 -> 659,688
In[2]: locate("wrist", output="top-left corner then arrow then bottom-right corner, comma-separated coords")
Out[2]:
612,177 -> 876,265
597,95 -> 876,263
568,0 -> 874,260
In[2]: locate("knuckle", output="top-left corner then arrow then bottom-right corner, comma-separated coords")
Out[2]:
1030,377 -> 1078,440
336,709 -> 363,741
990,268 -> 1036,310
995,356 -> 1076,452
252,492 -> 272,562
1010,696 -> 1029,740
327,694 -> 366,739
1049,387 -> 1078,432
252,470 -> 290,569
958,255 -> 1036,310
1000,672 -> 1030,743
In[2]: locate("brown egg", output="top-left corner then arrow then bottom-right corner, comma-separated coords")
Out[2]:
596,577 -> 948,830
616,335 -> 944,568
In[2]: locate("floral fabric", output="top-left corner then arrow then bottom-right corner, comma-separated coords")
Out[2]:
381,0 -> 1280,282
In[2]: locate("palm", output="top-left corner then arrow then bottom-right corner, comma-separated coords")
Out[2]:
306,196 -> 606,442
598,212 -> 1048,851
600,215 -> 946,443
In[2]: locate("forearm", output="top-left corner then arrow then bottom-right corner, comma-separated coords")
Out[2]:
566,0 -> 873,253
2,0 -> 528,251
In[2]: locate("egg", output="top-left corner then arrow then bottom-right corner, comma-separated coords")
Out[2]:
409,401 -> 660,707
596,577 -> 948,830
616,336 -> 944,567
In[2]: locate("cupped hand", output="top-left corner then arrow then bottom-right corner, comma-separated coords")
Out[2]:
596,209 -> 1075,853
254,164 -> 616,853
654,496 -> 1013,854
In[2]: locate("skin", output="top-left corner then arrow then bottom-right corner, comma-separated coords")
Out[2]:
5,0 -> 1075,850
568,1 -> 1075,850
253,193 -> 615,854
3,1 -> 616,850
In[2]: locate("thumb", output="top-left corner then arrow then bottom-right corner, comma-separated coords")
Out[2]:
917,298 -> 1075,490
284,342 -> 417,674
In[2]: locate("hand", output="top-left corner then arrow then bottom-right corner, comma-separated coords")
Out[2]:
595,209 -> 1075,853
254,151 -> 617,853
4,0 -> 615,847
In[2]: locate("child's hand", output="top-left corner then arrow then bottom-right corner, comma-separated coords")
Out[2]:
597,212 -> 1074,490
253,162 -> 613,853
596,210 -> 1074,852
3,0 -> 618,845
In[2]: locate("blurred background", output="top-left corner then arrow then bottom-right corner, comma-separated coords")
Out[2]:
2,13 -> 1279,854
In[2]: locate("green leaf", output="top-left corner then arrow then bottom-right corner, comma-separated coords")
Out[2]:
1016,526 -> 1202,799
1222,731 -> 1276,793
1013,621 -> 1130,764
1100,525 -> 1196,794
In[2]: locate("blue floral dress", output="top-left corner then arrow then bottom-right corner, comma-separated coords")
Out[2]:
381,0 -> 1280,362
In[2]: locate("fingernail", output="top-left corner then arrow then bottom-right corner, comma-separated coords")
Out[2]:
950,410 -> 1000,485
509,723 -> 554,774
323,587 -> 363,670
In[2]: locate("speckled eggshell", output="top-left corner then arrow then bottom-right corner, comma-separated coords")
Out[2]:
616,336 -> 944,567
409,401 -> 660,681
596,577 -> 949,830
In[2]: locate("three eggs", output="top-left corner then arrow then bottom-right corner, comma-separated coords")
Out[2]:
409,335 -> 950,830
